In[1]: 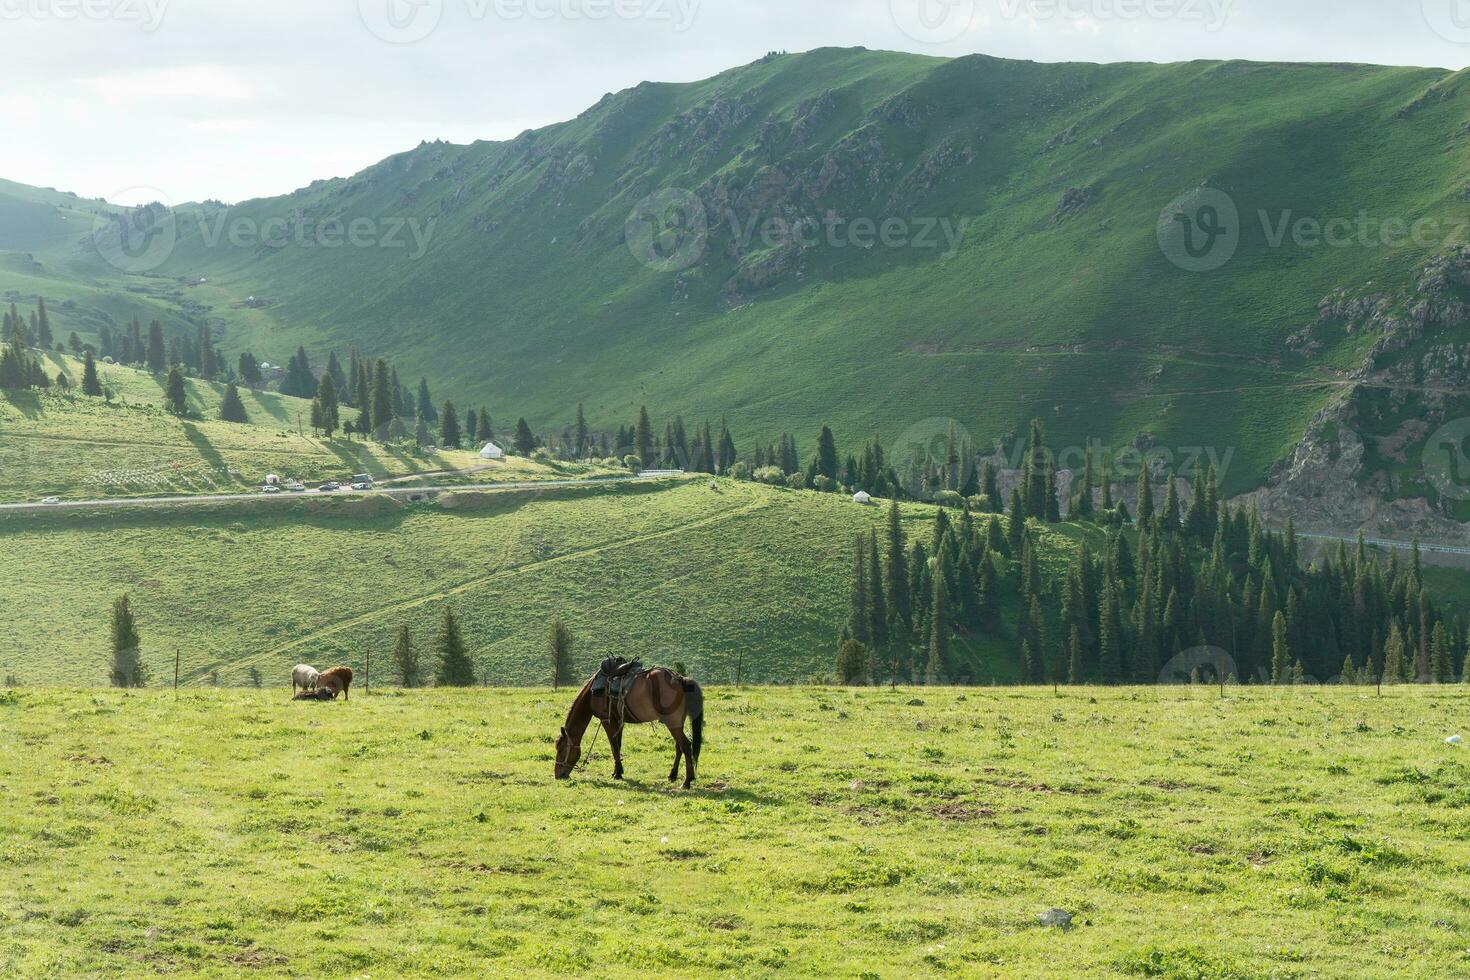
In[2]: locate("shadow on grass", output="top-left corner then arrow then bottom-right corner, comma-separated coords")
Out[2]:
1,389 -> 43,420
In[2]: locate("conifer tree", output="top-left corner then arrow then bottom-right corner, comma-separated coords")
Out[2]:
82,349 -> 103,396
885,499 -> 911,637
1136,465 -> 1154,528
849,534 -> 871,645
549,620 -> 575,688
435,607 -> 476,686
1382,622 -> 1407,684
1099,575 -> 1122,683
35,296 -> 52,349
816,425 -> 839,482
982,461 -> 1000,510
218,381 -> 248,423
164,366 -> 188,415
440,402 -> 462,449
315,373 -> 340,438
514,417 -> 536,455
635,406 -> 654,465
371,360 -> 394,439
1161,473 -> 1180,530
146,320 -> 166,373
1068,625 -> 1086,684
415,378 -> 437,423
837,639 -> 871,685
1270,611 -> 1292,685
926,577 -> 949,684
392,626 -> 422,687
476,409 -> 493,443
108,595 -> 146,688
1431,622 -> 1453,683
1074,446 -> 1095,518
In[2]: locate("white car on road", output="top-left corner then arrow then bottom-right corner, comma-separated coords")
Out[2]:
40,497 -> 61,505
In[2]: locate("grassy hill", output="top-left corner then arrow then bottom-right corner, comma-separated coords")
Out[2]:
4,685 -> 1469,975
7,50 -> 1470,502
0,479 -> 1095,687
0,355 -> 613,503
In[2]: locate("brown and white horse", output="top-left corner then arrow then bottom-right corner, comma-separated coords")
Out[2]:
554,668 -> 704,788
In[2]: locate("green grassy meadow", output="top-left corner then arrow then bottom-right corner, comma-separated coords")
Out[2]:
0,480 -> 1087,687
3,685 -> 1469,977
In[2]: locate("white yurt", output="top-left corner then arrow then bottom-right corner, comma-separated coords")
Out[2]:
479,442 -> 505,460
852,491 -> 872,505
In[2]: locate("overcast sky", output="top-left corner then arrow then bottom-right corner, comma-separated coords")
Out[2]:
4,0 -> 1466,205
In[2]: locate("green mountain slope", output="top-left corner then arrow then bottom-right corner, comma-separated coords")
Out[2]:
7,49 -> 1470,501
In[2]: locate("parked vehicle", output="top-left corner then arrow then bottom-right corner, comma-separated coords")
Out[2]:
318,482 -> 340,492
285,481 -> 306,492
262,485 -> 282,494
351,481 -> 372,491
40,497 -> 60,505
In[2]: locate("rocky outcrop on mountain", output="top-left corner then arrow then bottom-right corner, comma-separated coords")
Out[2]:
1249,247 -> 1470,540
813,126 -> 889,197
1050,183 -> 1099,225
1237,397 -> 1470,545
890,135 -> 977,206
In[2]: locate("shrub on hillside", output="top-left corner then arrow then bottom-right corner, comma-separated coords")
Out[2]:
754,465 -> 785,485
837,639 -> 871,685
786,472 -> 808,490
623,454 -> 643,472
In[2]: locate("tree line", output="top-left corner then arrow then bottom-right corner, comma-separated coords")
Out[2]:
842,419 -> 1470,687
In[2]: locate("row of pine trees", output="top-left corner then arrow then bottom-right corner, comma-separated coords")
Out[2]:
845,420 -> 1470,686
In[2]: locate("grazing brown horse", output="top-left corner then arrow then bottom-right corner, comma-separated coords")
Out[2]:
316,666 -> 353,700
554,668 -> 704,788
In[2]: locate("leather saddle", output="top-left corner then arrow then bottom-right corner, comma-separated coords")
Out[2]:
592,656 -> 644,699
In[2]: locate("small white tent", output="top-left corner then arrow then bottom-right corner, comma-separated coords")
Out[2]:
479,442 -> 505,460
852,491 -> 872,505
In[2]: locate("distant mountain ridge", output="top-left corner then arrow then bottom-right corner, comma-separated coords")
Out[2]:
6,48 -> 1470,530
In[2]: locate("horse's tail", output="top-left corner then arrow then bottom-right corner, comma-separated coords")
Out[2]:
682,678 -> 704,764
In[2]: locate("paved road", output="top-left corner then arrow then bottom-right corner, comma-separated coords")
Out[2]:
0,475 -> 676,515
1296,531 -> 1470,557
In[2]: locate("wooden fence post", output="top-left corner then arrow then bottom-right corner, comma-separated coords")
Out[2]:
174,649 -> 179,696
